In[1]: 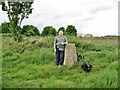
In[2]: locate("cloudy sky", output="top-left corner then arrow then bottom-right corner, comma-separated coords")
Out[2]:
0,0 -> 118,36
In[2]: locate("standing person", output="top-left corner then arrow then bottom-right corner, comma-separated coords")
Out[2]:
54,30 -> 68,66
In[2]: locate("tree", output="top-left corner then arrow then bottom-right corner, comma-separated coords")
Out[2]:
66,25 -> 77,36
58,27 -> 66,34
1,1 -> 33,42
0,22 -> 11,33
41,26 -> 57,36
22,25 -> 40,36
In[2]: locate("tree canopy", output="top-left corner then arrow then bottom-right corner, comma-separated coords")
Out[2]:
41,26 -> 57,36
66,25 -> 77,36
58,27 -> 65,34
1,1 -> 33,42
22,25 -> 40,36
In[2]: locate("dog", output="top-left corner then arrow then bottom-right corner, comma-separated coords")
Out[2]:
77,53 -> 84,61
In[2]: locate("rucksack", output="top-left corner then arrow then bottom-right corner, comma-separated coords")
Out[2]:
81,61 -> 92,72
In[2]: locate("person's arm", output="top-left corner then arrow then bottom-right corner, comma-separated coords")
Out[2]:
54,41 -> 56,49
54,37 -> 57,52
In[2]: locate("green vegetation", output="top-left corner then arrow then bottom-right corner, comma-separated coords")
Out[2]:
66,25 -> 77,36
41,25 -> 77,36
41,26 -> 57,36
58,27 -> 65,33
2,34 -> 118,88
22,25 -> 40,36
0,22 -> 11,33
1,0 -> 118,88
1,1 -> 33,42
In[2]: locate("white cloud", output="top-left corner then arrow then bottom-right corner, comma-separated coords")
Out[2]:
0,0 -> 118,36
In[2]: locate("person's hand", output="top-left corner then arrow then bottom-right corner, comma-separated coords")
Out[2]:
61,42 -> 64,45
54,48 -> 56,52
61,42 -> 67,45
56,42 -> 60,45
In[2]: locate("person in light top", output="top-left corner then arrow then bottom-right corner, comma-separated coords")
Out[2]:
54,30 -> 68,66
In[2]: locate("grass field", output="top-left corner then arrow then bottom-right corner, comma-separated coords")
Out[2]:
2,34 -> 118,88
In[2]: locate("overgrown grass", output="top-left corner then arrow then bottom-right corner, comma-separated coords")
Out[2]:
0,34 -> 2,89
2,35 -> 118,88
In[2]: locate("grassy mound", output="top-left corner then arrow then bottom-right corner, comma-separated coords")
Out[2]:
2,35 -> 118,88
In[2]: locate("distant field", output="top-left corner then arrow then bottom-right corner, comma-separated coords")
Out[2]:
2,35 -> 118,88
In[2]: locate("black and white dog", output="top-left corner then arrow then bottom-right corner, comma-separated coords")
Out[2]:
77,53 -> 84,61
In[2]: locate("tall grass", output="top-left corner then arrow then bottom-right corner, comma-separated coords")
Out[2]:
2,35 -> 118,88
0,34 -> 2,89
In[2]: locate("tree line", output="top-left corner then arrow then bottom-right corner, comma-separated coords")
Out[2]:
0,22 -> 77,36
41,25 -> 77,36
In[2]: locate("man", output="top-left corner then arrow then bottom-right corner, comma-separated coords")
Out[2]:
54,30 -> 68,66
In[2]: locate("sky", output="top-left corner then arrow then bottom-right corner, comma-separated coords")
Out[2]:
0,0 -> 119,36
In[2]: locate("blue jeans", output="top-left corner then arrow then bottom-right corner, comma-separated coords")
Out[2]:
56,48 -> 64,66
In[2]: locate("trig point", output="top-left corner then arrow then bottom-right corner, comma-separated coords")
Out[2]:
64,44 -> 77,66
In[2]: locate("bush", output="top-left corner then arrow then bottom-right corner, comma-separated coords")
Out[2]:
3,51 -> 13,58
